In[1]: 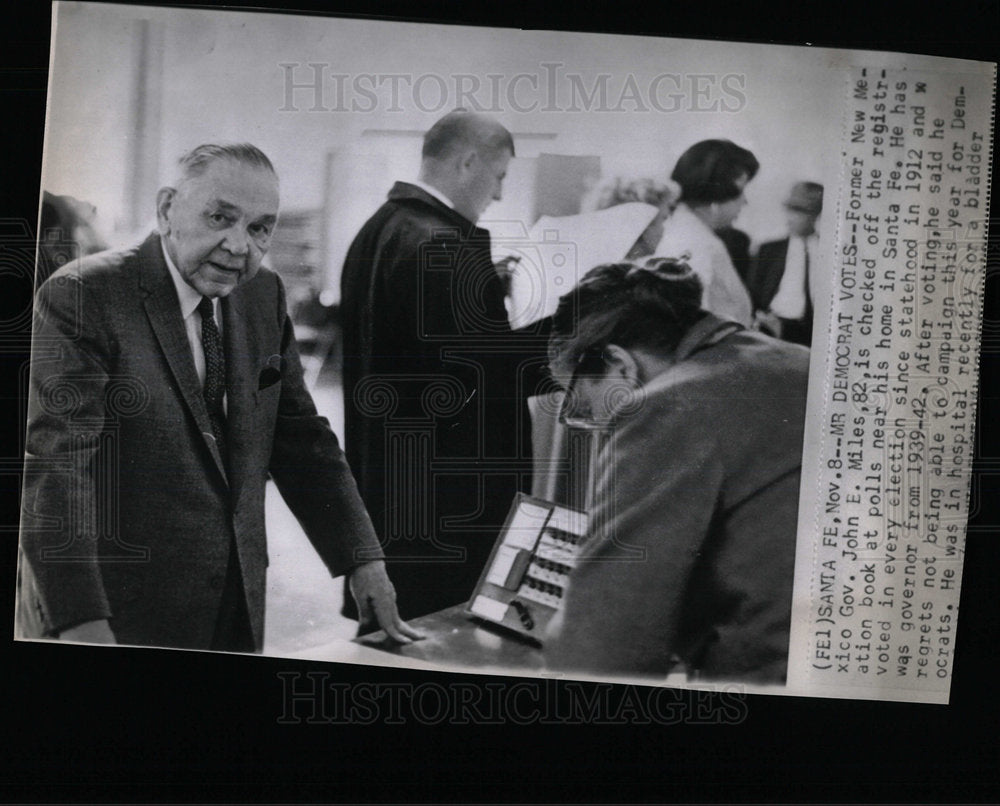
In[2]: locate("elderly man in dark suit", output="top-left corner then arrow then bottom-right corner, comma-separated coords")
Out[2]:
340,110 -> 547,622
18,143 -> 420,651
747,181 -> 824,347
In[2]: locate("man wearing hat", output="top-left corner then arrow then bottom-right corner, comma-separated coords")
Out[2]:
747,181 -> 824,347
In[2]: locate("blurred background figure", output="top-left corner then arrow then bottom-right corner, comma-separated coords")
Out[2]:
652,139 -> 759,327
746,181 -> 823,347
37,191 -> 109,286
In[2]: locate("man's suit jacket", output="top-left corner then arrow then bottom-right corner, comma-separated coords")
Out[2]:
18,233 -> 383,651
746,237 -> 790,312
716,226 -> 752,285
340,182 -> 548,620
746,237 -> 813,347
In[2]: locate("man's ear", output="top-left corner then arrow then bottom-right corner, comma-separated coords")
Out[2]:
603,344 -> 641,386
458,148 -> 479,175
155,187 -> 176,234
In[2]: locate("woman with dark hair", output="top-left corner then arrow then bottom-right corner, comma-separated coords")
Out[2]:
652,139 -> 759,327
544,258 -> 808,684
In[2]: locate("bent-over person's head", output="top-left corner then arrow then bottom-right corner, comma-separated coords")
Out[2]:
156,142 -> 280,299
671,139 -> 759,231
549,258 -> 704,426
419,109 -> 514,223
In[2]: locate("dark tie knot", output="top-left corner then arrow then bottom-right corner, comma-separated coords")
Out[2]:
197,296 -> 215,322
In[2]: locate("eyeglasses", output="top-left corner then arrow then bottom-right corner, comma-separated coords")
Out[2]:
557,348 -> 609,430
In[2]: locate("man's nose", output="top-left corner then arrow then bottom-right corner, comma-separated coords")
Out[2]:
222,227 -> 250,255
493,183 -> 503,201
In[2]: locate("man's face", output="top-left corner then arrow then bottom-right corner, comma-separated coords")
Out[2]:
455,147 -> 511,223
785,208 -> 819,238
561,373 -> 620,428
157,159 -> 280,298
711,173 -> 749,231
556,350 -> 633,429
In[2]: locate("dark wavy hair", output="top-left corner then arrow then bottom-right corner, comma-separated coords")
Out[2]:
671,139 -> 759,206
548,257 -> 705,377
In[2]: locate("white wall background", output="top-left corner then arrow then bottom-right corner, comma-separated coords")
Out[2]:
44,1 -> 848,254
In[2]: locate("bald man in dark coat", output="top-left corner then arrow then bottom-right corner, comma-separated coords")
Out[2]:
341,111 -> 548,622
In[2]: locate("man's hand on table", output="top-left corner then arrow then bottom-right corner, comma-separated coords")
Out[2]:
349,560 -> 425,643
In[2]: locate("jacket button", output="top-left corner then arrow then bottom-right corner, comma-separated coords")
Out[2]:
210,575 -> 224,591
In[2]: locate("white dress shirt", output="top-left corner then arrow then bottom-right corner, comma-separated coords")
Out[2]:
161,239 -> 226,411
411,179 -> 456,211
769,233 -> 818,320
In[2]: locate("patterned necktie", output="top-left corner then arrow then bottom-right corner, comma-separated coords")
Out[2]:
197,296 -> 227,459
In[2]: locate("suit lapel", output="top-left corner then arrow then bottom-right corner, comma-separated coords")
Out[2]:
137,234 -> 229,486
221,288 -> 262,508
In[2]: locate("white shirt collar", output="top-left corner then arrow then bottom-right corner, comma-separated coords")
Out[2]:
161,235 -> 211,320
411,179 -> 455,210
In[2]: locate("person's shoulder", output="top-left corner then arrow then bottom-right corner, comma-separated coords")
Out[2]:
724,328 -> 810,380
227,266 -> 289,327
390,192 -> 459,234
356,187 -> 449,241
658,328 -> 809,391
40,238 -> 150,301
239,264 -> 282,299
57,242 -> 135,278
378,201 -> 460,255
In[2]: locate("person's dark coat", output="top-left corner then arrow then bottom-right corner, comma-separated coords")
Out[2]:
340,182 -> 548,620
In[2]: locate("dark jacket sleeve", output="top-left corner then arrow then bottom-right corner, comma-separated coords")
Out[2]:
20,271 -> 114,634
265,274 -> 385,576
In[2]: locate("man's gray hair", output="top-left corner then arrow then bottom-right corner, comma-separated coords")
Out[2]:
176,142 -> 277,181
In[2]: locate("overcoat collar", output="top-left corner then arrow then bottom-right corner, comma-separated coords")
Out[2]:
673,312 -> 744,363
387,181 -> 490,239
